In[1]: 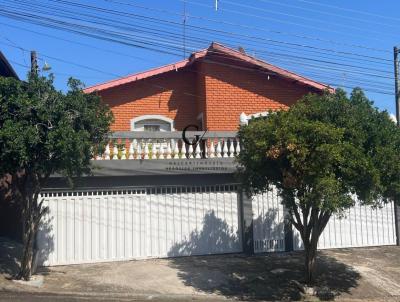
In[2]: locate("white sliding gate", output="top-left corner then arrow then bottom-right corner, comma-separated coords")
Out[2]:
37,185 -> 242,266
293,201 -> 397,250
251,188 -> 397,253
252,188 -> 286,253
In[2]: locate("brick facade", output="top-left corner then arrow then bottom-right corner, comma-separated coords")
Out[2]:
90,44 -> 328,131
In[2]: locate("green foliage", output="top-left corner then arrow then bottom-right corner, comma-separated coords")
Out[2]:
238,88 -> 400,282
238,88 -> 400,213
0,74 -> 114,179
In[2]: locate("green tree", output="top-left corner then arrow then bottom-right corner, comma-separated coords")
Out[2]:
237,88 -> 400,284
0,73 -> 113,280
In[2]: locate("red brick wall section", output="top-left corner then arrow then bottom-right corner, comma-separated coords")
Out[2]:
97,68 -> 199,131
96,60 -> 319,131
201,61 -> 316,131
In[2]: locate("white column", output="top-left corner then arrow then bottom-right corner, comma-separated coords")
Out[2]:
151,141 -> 157,159
222,139 -> 228,158
209,140 -> 215,158
235,140 -> 241,155
104,143 -> 111,160
112,141 -> 119,160
172,140 -> 179,159
216,140 -> 222,158
194,143 -> 201,159
128,139 -> 135,160
229,138 -> 235,158
144,141 -> 149,159
137,141 -> 142,160
166,141 -> 172,159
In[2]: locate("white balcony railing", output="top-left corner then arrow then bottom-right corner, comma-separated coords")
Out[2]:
94,131 -> 240,160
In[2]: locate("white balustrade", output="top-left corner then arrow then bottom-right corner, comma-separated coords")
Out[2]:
222,140 -> 228,157
137,142 -> 142,160
121,146 -> 127,160
151,142 -> 156,159
216,140 -> 222,158
144,141 -> 149,159
194,143 -> 201,159
95,132 -> 240,161
229,139 -> 235,158
166,143 -> 172,159
112,142 -> 118,160
128,140 -> 134,159
104,143 -> 111,160
209,140 -> 215,158
173,141 -> 179,159
235,140 -> 241,155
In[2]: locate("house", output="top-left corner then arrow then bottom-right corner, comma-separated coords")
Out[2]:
0,51 -> 21,241
34,43 -> 398,266
84,42 -> 332,132
0,51 -> 19,79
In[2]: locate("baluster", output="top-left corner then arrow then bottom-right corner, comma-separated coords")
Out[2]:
188,143 -> 194,159
151,140 -> 157,159
95,146 -> 102,160
166,141 -> 172,159
235,139 -> 241,155
204,139 -> 209,158
128,139 -> 135,159
229,138 -> 235,158
216,139 -> 222,158
112,140 -> 119,160
144,140 -> 149,159
172,140 -> 179,159
184,142 -> 189,159
194,142 -> 201,158
137,141 -> 142,159
222,139 -> 228,157
209,139 -> 215,158
158,141 -> 164,159
104,142 -> 111,160
119,139 -> 126,160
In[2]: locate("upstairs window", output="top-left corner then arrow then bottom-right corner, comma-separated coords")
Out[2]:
130,115 -> 175,132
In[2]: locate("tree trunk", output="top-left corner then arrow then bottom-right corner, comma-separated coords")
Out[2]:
15,172 -> 42,281
17,215 -> 36,280
304,242 -> 317,284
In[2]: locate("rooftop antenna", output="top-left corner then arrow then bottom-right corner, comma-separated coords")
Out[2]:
182,0 -> 187,58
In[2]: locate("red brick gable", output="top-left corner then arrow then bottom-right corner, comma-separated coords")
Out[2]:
86,43 -> 332,131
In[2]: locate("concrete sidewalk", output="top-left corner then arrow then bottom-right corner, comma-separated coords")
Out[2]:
1,237 -> 400,301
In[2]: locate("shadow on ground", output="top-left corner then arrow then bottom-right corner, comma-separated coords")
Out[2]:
0,237 -> 22,278
0,216 -> 53,279
167,210 -> 361,301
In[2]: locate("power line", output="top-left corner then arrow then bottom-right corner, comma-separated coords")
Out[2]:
0,0 -> 395,97
108,0 -> 392,55
294,0 -> 400,22
4,1 -> 392,78
256,0 -> 400,29
10,0 -> 392,61
222,0 -> 399,39
182,0 -> 395,45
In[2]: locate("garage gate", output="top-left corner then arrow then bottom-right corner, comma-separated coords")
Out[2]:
37,185 -> 242,266
252,189 -> 397,253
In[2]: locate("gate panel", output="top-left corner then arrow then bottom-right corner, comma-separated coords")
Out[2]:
252,188 -> 286,253
38,185 -> 242,266
293,201 -> 396,250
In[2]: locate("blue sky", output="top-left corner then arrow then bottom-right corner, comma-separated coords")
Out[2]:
0,0 -> 398,115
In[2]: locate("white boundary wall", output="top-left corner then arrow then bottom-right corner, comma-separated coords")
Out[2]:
293,201 -> 397,250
